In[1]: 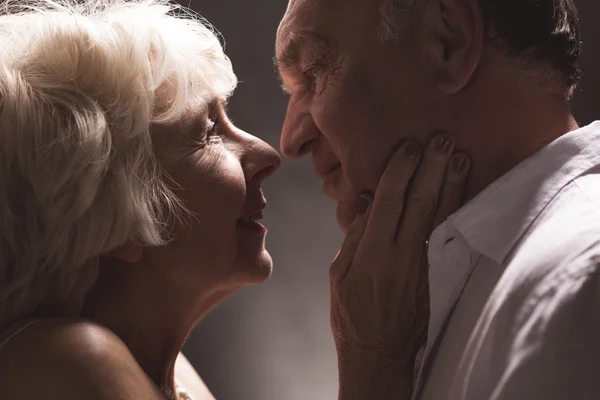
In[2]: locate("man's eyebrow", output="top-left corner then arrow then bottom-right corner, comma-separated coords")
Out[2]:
274,30 -> 331,71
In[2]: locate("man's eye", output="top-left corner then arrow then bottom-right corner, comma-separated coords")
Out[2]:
304,65 -> 321,79
306,67 -> 320,78
303,64 -> 326,92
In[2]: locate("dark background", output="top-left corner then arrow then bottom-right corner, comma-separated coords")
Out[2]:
180,2 -> 600,399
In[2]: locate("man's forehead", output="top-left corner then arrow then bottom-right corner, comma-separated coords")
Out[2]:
277,0 -> 377,46
277,0 -> 331,41
284,0 -> 334,17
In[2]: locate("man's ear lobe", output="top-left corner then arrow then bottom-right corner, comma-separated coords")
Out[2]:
430,0 -> 483,94
105,241 -> 143,263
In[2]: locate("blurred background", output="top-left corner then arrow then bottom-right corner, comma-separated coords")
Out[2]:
180,1 -> 600,399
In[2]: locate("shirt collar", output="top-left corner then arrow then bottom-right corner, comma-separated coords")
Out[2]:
449,121 -> 600,264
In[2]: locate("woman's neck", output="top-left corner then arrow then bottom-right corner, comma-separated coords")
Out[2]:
81,260 -> 235,396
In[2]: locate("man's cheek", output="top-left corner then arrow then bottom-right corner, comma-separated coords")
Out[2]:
362,146 -> 396,192
316,89 -> 355,143
344,154 -> 376,194
336,174 -> 362,232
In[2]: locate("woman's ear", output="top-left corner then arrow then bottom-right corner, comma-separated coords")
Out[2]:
427,0 -> 484,94
105,241 -> 143,263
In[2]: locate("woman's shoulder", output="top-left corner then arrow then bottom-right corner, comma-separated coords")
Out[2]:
0,318 -> 164,399
0,318 -> 129,366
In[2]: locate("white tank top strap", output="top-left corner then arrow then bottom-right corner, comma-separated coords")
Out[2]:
0,319 -> 41,352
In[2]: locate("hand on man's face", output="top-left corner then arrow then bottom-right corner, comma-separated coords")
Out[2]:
331,133 -> 470,371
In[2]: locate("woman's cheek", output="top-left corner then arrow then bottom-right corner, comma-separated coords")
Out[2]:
214,150 -> 246,209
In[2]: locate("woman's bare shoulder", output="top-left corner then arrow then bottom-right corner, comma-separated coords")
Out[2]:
0,319 -> 165,399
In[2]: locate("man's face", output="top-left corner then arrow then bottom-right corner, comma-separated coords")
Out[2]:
276,0 -> 437,232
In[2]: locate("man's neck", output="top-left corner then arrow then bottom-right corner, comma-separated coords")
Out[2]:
434,52 -> 580,202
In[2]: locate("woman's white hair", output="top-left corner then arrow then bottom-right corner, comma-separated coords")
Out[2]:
0,0 -> 237,327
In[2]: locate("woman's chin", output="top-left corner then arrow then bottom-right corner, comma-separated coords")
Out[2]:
235,249 -> 273,284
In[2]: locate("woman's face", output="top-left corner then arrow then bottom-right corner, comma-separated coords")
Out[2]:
148,99 -> 281,291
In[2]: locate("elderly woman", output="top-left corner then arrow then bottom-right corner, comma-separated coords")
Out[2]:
0,0 -> 469,399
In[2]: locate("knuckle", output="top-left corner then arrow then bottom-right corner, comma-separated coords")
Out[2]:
374,195 -> 405,215
352,254 -> 372,270
332,248 -> 344,263
407,193 -> 438,216
421,157 -> 449,176
347,220 -> 364,236
424,146 -> 452,164
329,266 -> 338,282
329,262 -> 343,282
330,252 -> 345,275
444,172 -> 466,185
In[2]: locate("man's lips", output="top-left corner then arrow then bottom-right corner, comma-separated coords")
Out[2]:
314,161 -> 359,232
322,163 -> 343,199
314,160 -> 341,179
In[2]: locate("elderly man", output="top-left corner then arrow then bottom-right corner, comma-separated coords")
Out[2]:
276,0 -> 600,399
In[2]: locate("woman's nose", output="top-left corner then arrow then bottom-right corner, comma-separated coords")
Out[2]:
240,133 -> 281,184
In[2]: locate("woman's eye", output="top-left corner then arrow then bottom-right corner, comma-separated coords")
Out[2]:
207,117 -> 220,137
198,117 -> 221,146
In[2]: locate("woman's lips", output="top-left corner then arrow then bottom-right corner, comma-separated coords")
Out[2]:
236,219 -> 268,235
237,210 -> 264,224
236,209 -> 267,236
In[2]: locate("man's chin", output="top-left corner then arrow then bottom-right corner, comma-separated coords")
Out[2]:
336,201 -> 358,234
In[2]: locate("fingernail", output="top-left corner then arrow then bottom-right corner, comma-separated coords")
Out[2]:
357,194 -> 371,215
452,155 -> 468,173
436,135 -> 454,154
405,142 -> 421,159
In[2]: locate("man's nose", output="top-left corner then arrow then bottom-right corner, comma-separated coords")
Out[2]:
280,104 -> 320,159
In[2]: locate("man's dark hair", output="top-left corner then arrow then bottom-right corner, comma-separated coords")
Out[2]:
479,0 -> 581,94
381,0 -> 582,95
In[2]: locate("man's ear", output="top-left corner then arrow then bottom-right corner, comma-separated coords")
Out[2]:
105,241 -> 143,263
427,0 -> 484,94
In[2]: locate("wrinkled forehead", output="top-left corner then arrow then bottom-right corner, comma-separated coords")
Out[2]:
277,0 -> 326,46
277,0 -> 377,50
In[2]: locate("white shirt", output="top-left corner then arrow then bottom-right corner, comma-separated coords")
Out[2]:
415,121 -> 600,400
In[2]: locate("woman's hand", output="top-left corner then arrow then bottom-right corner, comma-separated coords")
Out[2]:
330,133 -> 470,400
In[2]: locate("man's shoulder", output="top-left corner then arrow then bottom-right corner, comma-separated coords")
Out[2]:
485,184 -> 600,348
501,173 -> 600,305
0,319 -> 163,399
520,171 -> 600,265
